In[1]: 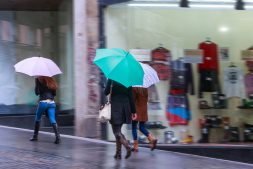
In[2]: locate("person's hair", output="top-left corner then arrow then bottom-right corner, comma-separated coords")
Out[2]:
38,76 -> 58,90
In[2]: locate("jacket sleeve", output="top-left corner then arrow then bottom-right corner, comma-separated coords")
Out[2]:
35,78 -> 40,96
104,79 -> 112,96
128,87 -> 136,114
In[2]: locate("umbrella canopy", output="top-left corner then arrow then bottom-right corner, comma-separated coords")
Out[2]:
14,56 -> 62,77
94,48 -> 144,87
133,62 -> 160,88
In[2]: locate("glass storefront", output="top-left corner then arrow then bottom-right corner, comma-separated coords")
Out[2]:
104,3 -> 253,143
0,0 -> 74,115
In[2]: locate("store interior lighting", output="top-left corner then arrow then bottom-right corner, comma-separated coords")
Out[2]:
128,0 -> 253,10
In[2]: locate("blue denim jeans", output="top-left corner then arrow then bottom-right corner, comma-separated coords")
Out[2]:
132,121 -> 150,140
35,102 -> 56,124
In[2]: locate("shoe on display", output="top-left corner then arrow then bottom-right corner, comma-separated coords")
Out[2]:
146,121 -> 167,129
238,99 -> 253,109
212,93 -> 227,109
199,100 -> 212,109
155,121 -> 167,129
181,135 -> 193,144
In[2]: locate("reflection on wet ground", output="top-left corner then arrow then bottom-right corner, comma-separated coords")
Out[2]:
0,126 -> 252,169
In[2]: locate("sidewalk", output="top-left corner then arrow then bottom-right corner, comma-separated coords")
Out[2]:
0,125 -> 252,169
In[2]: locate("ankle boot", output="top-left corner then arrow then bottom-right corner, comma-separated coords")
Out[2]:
114,138 -> 121,159
133,140 -> 139,152
147,134 -> 157,151
119,134 -> 132,159
52,123 -> 61,144
30,121 -> 40,141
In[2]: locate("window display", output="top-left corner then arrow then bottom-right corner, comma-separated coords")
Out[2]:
105,5 -> 253,144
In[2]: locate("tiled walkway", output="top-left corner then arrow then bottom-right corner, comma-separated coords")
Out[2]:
0,126 -> 252,169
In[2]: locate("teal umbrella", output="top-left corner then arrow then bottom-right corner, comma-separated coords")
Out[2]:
94,48 -> 144,87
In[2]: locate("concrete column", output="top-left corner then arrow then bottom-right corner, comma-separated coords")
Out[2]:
74,0 -> 100,138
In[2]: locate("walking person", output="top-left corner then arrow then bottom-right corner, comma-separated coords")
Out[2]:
30,76 -> 61,144
132,87 -> 157,152
104,79 -> 137,159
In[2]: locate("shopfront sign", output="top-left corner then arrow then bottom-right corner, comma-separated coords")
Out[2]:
129,49 -> 151,62
241,50 -> 253,60
183,49 -> 203,63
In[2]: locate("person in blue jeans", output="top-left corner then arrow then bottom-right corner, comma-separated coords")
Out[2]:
132,87 -> 157,152
30,76 -> 60,144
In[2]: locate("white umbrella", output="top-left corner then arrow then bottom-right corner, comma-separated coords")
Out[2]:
14,56 -> 62,77
133,62 -> 160,88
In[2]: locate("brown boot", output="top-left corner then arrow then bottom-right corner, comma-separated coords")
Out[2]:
147,134 -> 157,151
133,140 -> 139,152
114,138 -> 121,159
119,134 -> 132,159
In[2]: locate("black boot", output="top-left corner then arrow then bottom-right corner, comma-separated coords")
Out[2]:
119,134 -> 132,159
30,121 -> 40,141
52,123 -> 61,144
114,138 -> 121,159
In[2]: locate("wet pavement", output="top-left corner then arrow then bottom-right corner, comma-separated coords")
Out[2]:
0,126 -> 252,169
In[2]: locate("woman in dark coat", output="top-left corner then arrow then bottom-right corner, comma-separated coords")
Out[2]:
104,79 -> 137,159
132,87 -> 157,152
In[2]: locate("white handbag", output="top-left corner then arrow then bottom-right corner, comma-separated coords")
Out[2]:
98,102 -> 111,123
98,82 -> 113,123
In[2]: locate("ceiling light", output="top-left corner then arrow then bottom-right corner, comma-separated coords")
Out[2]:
219,26 -> 229,32
180,0 -> 189,7
235,0 -> 245,10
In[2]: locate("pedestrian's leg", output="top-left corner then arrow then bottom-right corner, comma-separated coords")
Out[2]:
48,103 -> 60,144
139,122 -> 157,151
30,102 -> 45,141
131,121 -> 139,152
52,123 -> 61,144
111,124 -> 122,159
112,124 -> 132,159
30,121 -> 40,141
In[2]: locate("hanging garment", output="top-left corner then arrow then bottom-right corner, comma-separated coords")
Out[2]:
244,73 -> 253,98
170,59 -> 194,95
223,67 -> 246,98
166,94 -> 190,126
198,70 -> 221,98
151,47 -> 171,80
151,46 -> 171,62
198,41 -> 219,73
166,59 -> 194,126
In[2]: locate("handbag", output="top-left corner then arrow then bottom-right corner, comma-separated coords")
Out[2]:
99,102 -> 111,123
98,82 -> 113,123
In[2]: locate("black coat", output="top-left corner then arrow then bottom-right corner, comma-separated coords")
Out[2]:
104,79 -> 136,125
35,78 -> 56,101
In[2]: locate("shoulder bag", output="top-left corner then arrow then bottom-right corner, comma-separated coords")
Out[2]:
99,82 -> 113,123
